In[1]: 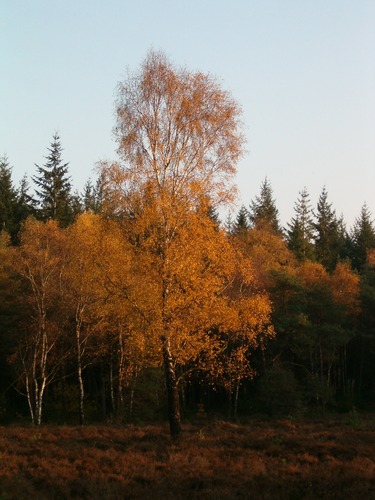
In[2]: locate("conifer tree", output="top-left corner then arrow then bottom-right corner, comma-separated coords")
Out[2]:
82,180 -> 96,212
204,203 -> 220,230
93,173 -> 105,214
249,178 -> 282,234
350,203 -> 375,270
336,214 -> 351,262
314,187 -> 341,270
82,173 -> 105,214
0,156 -> 18,239
287,187 -> 315,261
232,205 -> 250,237
33,133 -> 73,226
70,190 -> 83,219
224,212 -> 234,234
0,158 -> 35,244
12,176 -> 36,243
16,176 -> 35,217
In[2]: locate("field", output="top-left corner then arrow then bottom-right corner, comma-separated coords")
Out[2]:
1,416 -> 375,499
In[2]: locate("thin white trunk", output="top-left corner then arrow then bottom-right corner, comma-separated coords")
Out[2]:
25,373 -> 35,425
76,324 -> 85,425
36,378 -> 46,426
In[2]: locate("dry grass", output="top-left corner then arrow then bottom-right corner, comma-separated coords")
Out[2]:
0,416 -> 375,499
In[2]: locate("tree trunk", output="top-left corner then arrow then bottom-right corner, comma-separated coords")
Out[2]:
358,334 -> 365,395
76,325 -> 85,425
100,363 -> 107,420
233,380 -> 240,420
36,381 -> 45,426
109,354 -> 115,415
77,361 -> 85,425
162,337 -> 181,438
25,373 -> 35,425
225,386 -> 232,419
117,329 -> 125,417
129,387 -> 135,418
179,377 -> 186,414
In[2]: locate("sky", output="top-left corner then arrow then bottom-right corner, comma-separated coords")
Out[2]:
1,0 -> 374,229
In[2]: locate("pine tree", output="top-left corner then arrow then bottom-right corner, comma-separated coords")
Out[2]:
336,214 -> 351,262
350,203 -> 375,270
33,133 -> 73,226
82,179 -> 96,212
12,175 -> 36,243
287,187 -> 315,261
0,156 -> 18,240
232,205 -> 250,237
71,190 -> 83,219
16,176 -> 35,215
93,173 -> 105,213
224,212 -> 234,234
206,204 -> 220,230
82,173 -> 105,214
249,178 -> 282,234
314,187 -> 341,270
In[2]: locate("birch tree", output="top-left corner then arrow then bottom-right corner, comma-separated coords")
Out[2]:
63,213 -> 108,424
102,51 -> 271,437
10,218 -> 67,425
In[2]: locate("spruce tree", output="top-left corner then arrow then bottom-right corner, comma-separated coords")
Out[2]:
0,156 -> 18,240
314,187 -> 341,270
82,173 -> 105,214
12,175 -> 36,243
82,179 -> 96,212
33,133 -> 73,226
232,205 -> 250,237
206,204 -> 220,230
249,178 -> 282,234
16,176 -> 35,216
224,211 -> 234,234
350,203 -> 375,270
93,173 -> 105,213
71,190 -> 83,219
336,214 -> 351,262
287,187 -> 315,261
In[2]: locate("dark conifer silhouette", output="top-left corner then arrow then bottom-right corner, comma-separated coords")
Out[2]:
33,133 -> 73,226
249,178 -> 282,234
287,187 -> 315,261
350,203 -> 375,270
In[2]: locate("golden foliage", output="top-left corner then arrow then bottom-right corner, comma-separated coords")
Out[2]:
103,50 -> 245,214
97,53 -> 270,405
367,248 -> 375,267
232,227 -> 295,290
9,218 -> 68,424
329,261 -> 360,315
297,259 -> 360,317
297,261 -> 329,288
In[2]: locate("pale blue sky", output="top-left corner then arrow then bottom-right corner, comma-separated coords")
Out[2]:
1,0 -> 374,228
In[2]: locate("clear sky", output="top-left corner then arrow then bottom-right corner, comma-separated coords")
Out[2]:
1,0 -> 374,228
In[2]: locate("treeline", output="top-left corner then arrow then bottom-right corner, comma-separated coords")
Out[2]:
1,52 -> 374,434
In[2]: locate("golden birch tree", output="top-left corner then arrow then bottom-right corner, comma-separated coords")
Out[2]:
101,51 -> 271,437
63,213 -> 111,424
10,218 -> 68,425
75,214 -> 155,417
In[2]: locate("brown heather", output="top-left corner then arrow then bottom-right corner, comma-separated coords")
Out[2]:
0,417 -> 374,499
